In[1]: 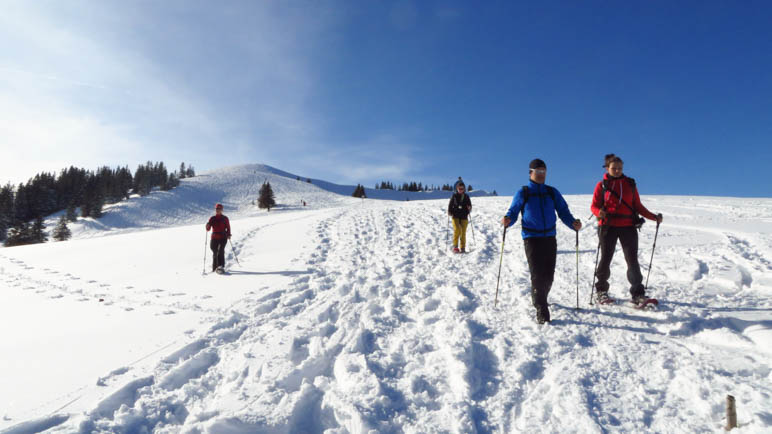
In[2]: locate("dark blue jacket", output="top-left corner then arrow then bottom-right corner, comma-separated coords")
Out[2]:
505,181 -> 576,239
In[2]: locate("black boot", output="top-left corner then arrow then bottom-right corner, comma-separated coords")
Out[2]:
536,306 -> 550,324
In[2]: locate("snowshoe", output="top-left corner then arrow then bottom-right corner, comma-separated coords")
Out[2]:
452,247 -> 460,254
216,266 -> 225,275
596,292 -> 614,305
460,247 -> 466,253
631,296 -> 658,309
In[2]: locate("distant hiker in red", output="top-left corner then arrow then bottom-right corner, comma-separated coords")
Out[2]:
591,154 -> 663,305
206,203 -> 231,273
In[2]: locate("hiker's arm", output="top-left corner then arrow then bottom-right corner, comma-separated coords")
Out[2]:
633,189 -> 659,221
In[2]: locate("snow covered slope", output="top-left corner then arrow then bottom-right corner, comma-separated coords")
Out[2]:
62,164 -> 359,239
60,163 -> 490,240
1,171 -> 771,432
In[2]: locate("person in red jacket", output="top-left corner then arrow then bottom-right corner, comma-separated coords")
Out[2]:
206,203 -> 231,273
591,154 -> 663,304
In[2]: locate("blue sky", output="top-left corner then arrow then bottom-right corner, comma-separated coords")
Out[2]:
1,1 -> 770,197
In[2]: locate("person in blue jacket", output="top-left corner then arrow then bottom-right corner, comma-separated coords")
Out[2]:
500,159 -> 582,324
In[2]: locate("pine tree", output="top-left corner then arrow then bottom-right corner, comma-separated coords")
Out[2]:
81,176 -> 103,217
179,162 -> 187,179
306,178 -> 312,183
4,221 -> 32,247
117,166 -> 133,199
52,215 -> 71,241
468,185 -> 473,192
13,183 -> 30,222
157,162 -> 168,189
90,195 -> 104,218
352,184 -> 366,198
165,173 -> 179,190
0,183 -> 14,242
492,190 -> 498,196
258,182 -> 276,211
66,203 -> 78,222
31,216 -> 47,243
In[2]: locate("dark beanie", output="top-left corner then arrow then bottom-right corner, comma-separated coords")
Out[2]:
529,159 -> 546,169
454,176 -> 465,189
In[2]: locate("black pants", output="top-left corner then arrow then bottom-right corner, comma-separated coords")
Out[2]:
595,226 -> 644,297
211,238 -> 227,270
524,236 -> 557,313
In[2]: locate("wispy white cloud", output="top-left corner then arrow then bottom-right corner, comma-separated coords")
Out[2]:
0,2 -> 222,181
296,133 -> 425,185
0,2 -> 324,180
0,1 -> 426,187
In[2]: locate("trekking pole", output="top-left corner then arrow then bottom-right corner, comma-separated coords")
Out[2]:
575,229 -> 580,310
494,226 -> 507,307
589,225 -> 602,305
203,231 -> 208,274
445,213 -> 450,245
469,213 -> 476,245
228,238 -> 241,267
644,216 -> 662,290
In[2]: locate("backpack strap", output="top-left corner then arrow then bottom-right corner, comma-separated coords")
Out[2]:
602,177 -> 644,227
602,178 -> 636,213
519,186 -> 529,216
520,185 -> 556,215
519,185 -> 557,234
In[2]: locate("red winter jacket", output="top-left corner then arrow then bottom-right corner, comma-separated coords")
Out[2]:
206,215 -> 231,240
591,174 -> 657,227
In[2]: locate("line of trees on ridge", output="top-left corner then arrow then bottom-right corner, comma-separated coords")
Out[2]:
1,162 -> 195,247
374,181 -> 473,192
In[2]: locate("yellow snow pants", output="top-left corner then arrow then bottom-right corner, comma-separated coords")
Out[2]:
452,218 -> 468,249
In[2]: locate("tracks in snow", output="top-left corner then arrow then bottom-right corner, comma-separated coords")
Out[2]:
8,198 -> 772,432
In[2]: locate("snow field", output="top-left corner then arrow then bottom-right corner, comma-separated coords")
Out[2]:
1,165 -> 770,432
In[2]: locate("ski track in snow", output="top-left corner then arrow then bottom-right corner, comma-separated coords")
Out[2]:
1,167 -> 771,433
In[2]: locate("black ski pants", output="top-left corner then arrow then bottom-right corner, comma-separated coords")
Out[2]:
595,226 -> 645,297
524,236 -> 557,313
211,238 -> 227,271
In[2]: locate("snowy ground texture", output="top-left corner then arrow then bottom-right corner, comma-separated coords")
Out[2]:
1,165 -> 770,433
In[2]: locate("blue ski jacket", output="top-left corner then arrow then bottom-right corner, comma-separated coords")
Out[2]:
505,181 -> 576,239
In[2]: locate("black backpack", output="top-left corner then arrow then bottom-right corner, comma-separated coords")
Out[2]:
601,177 -> 645,229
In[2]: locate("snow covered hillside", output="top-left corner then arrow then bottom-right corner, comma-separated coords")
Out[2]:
59,164 -> 359,239
1,166 -> 770,433
54,164 -> 490,241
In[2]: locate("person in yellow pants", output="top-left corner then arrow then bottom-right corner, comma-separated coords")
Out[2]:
448,177 -> 472,253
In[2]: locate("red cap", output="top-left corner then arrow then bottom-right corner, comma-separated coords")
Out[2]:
215,203 -> 223,210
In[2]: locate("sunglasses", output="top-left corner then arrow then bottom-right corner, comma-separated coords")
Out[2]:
529,168 -> 546,174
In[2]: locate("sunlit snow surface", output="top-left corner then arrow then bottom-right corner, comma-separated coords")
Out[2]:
1,165 -> 770,433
